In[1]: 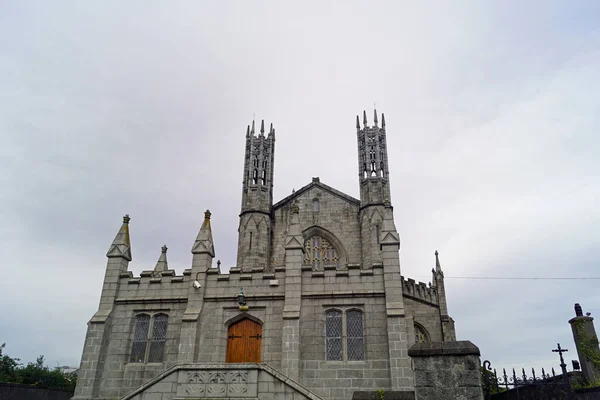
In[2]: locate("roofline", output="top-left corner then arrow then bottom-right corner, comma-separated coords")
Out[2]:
273,179 -> 360,210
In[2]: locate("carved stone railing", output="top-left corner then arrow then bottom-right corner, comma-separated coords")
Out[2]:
120,363 -> 322,400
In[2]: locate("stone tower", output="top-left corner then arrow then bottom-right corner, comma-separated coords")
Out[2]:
357,110 -> 391,269
237,119 -> 275,271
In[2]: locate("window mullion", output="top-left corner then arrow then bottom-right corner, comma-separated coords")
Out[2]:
145,316 -> 154,363
342,312 -> 347,361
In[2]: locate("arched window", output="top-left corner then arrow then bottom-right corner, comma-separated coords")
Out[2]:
130,314 -> 150,363
346,310 -> 364,361
130,313 -> 169,363
325,310 -> 342,361
304,236 -> 339,270
415,323 -> 429,343
313,198 -> 319,212
148,314 -> 168,362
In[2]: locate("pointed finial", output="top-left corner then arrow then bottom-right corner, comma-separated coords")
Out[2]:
292,188 -> 295,193
251,120 -> 255,134
260,119 -> 265,134
435,250 -> 442,271
154,244 -> 169,272
107,214 -> 132,261
381,113 -> 386,128
356,115 -> 360,130
363,110 -> 367,127
374,109 -> 378,127
217,260 -> 221,268
246,125 -> 250,137
270,123 -> 273,133
192,209 -> 215,256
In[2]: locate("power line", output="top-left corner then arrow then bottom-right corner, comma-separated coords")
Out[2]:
416,276 -> 600,280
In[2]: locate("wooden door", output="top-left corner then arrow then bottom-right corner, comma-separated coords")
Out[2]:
226,319 -> 262,363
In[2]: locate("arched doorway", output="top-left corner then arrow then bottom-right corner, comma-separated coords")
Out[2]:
226,318 -> 262,363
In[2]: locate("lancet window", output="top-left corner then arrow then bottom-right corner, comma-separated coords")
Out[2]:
325,310 -> 342,361
304,236 -> 339,270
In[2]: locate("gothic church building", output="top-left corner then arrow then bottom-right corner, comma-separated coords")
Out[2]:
74,111 -> 456,400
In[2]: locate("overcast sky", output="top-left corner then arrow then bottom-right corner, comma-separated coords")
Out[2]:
1,1 -> 599,373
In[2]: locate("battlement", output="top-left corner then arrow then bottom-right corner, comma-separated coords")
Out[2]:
116,268 -> 189,301
114,263 -> 439,306
203,265 -> 286,301
400,275 -> 438,306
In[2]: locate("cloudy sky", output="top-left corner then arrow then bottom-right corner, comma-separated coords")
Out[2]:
1,1 -> 599,373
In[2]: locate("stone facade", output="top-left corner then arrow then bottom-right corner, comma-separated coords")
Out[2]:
74,111 -> 457,400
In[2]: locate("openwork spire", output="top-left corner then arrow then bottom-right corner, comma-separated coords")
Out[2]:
106,214 -> 132,261
191,210 -> 215,256
356,109 -> 391,205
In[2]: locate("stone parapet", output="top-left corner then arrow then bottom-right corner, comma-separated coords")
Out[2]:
401,276 -> 438,306
121,363 -> 323,400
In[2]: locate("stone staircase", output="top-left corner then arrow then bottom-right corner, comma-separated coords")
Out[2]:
120,363 -> 323,400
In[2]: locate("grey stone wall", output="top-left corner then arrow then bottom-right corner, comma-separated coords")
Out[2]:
404,298 -> 443,343
99,302 -> 186,398
76,253 -> 447,400
299,295 -> 391,400
0,383 -> 74,400
408,341 -> 483,400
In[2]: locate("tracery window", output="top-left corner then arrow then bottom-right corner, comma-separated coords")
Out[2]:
346,310 -> 364,361
130,313 -> 169,363
325,310 -> 342,361
415,323 -> 429,343
304,236 -> 338,270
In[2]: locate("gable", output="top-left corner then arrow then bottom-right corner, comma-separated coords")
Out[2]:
272,178 -> 360,211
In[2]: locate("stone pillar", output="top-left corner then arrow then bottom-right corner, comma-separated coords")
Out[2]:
73,215 -> 131,400
281,204 -> 303,380
379,203 -> 413,390
408,341 -> 483,400
179,210 -> 215,363
569,303 -> 600,383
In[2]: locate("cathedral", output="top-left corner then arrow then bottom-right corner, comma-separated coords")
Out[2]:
73,111 -> 456,400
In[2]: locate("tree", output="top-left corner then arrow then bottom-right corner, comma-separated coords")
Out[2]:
0,343 -> 19,383
0,344 -> 77,391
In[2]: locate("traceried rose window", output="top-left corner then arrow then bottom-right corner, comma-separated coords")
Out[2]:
304,236 -> 339,270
